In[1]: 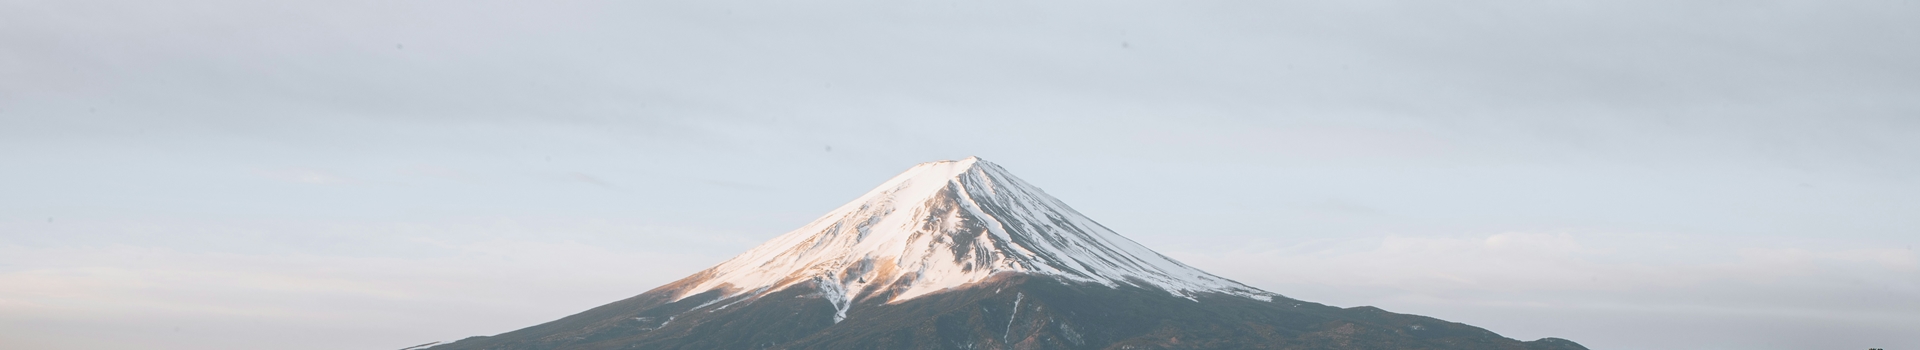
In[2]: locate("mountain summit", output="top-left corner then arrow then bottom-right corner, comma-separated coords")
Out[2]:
681,157 -> 1271,322
432,157 -> 1586,350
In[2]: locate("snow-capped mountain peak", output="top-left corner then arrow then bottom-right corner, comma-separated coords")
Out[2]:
675,157 -> 1271,321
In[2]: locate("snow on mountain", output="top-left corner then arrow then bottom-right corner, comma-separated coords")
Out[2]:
673,157 -> 1273,322
425,156 -> 1586,350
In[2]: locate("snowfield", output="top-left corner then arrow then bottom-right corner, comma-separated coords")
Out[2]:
673,157 -> 1274,321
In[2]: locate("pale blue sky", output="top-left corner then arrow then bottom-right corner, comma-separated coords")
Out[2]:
2,1 -> 1916,349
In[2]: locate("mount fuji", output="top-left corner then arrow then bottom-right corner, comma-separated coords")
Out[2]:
431,157 -> 1586,350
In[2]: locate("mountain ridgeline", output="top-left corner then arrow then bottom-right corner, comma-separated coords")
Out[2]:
432,157 -> 1585,350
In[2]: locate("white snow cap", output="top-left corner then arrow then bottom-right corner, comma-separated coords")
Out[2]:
677,157 -> 1273,321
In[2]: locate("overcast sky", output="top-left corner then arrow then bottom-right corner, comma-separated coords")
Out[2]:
3,0 -> 1917,349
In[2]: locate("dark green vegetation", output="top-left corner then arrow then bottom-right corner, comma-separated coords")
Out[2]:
433,274 -> 1585,350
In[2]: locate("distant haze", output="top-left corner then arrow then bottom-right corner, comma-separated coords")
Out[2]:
2,1 -> 1916,349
